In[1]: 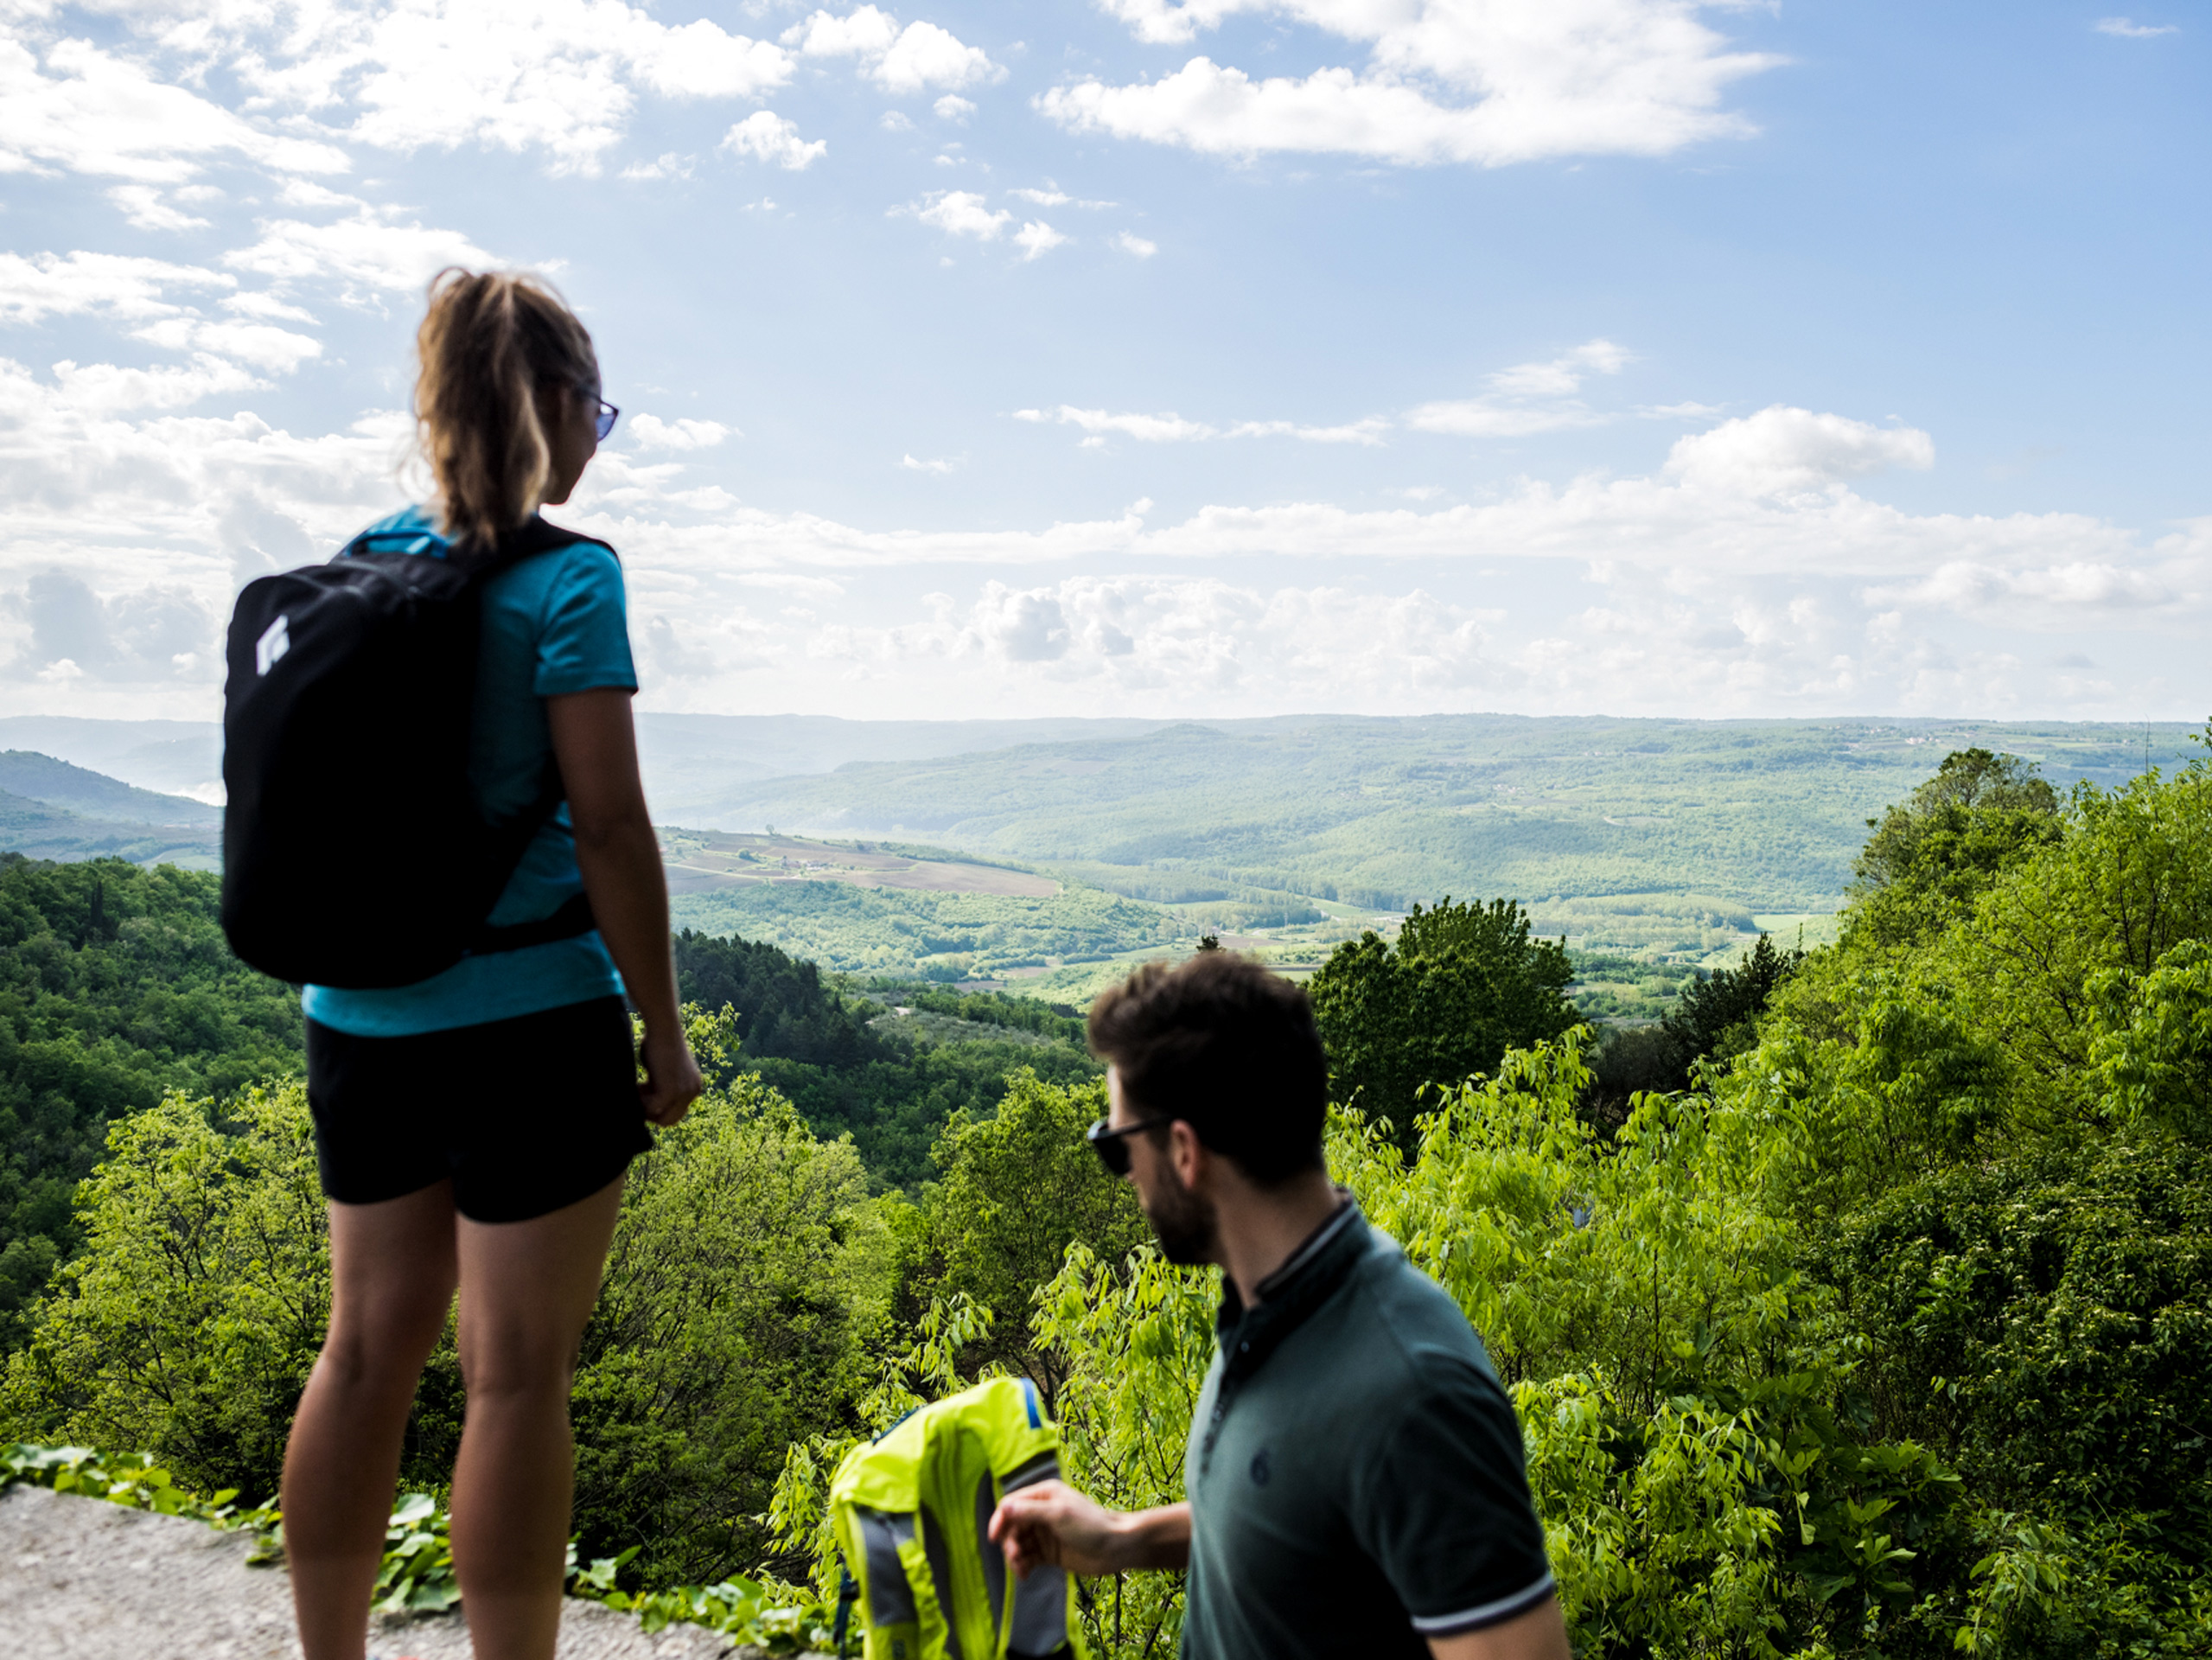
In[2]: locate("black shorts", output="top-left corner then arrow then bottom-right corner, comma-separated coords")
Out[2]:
305,996 -> 653,1223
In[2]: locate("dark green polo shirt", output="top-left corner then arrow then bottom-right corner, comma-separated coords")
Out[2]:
1179,1201 -> 1554,1659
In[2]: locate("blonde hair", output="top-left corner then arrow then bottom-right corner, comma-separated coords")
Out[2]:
413,269 -> 597,554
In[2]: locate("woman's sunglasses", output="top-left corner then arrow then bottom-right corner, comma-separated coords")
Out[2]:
1086,1115 -> 1173,1177
591,398 -> 620,441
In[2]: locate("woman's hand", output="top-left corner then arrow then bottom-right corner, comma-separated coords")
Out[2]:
639,1023 -> 701,1126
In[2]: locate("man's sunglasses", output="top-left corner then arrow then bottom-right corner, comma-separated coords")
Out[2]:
591,397 -> 620,441
1087,1115 -> 1174,1177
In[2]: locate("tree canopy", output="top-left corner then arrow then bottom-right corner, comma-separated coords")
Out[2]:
1307,895 -> 1578,1134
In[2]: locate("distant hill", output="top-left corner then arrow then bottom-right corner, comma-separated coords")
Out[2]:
0,718 -> 223,802
0,789 -> 219,868
0,752 -> 220,827
658,714 -> 2196,929
0,712 -> 1182,808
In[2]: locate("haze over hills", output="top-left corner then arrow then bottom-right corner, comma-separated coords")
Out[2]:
3,713 -> 2194,976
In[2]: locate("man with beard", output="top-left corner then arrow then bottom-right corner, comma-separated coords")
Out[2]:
988,952 -> 1569,1660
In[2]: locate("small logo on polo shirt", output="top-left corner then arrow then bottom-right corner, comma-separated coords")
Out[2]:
1249,1448 -> 1272,1486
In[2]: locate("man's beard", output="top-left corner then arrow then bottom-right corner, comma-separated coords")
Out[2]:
1143,1165 -> 1219,1266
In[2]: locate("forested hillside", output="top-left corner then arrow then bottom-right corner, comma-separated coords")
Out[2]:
670,714 -> 2191,942
0,856 -> 302,1346
673,929 -> 1100,1183
6,737 -> 2207,1656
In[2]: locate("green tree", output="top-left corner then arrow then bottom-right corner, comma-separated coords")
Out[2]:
1850,749 -> 2063,948
918,1070 -> 1147,1411
572,1069 -> 889,1587
1308,896 -> 1576,1135
0,1036 -> 896,1593
0,1084 -> 328,1500
0,856 -> 303,1348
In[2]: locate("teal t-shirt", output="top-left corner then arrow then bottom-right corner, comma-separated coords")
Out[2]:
299,506 -> 637,1038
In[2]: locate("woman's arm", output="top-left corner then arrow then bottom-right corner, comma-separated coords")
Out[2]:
546,686 -> 700,1126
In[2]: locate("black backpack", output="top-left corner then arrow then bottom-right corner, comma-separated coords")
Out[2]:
220,515 -> 613,988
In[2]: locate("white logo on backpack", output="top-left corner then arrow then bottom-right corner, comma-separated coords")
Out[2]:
256,615 -> 290,676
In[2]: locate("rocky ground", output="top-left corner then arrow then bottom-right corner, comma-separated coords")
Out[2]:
0,1485 -> 826,1660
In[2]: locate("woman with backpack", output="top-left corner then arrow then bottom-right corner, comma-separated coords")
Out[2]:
276,270 -> 702,1660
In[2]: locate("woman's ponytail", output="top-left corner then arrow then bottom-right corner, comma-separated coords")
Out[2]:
413,270 -> 598,554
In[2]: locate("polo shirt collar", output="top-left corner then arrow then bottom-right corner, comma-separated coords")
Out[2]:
1214,1189 -> 1367,1383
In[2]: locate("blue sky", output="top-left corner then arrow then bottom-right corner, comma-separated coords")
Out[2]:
1,0 -> 2204,724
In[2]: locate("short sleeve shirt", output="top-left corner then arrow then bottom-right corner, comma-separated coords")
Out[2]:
300,505 -> 638,1037
1180,1202 -> 1555,1660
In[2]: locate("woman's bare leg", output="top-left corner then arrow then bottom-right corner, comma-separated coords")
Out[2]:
284,1181 -> 461,1660
448,1175 -> 625,1660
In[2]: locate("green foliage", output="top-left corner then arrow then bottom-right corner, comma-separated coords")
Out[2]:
0,1050 -> 897,1593
1709,749 -> 2212,1656
572,1055 -> 889,1587
1850,750 -> 2063,948
668,876 -> 1181,980
1308,896 -> 1577,1134
0,1084 -> 328,1501
0,856 -> 301,1350
1035,1242 -> 1213,1658
868,983 -> 1087,1045
915,1071 -> 1148,1408
1583,935 -> 1804,1118
673,929 -> 1102,1187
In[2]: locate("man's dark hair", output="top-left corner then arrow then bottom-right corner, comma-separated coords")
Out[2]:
1087,953 -> 1329,1185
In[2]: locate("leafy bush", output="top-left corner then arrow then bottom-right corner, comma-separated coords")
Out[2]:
0,856 -> 302,1348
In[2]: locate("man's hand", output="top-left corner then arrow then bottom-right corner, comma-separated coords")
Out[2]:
986,1483 -> 1189,1579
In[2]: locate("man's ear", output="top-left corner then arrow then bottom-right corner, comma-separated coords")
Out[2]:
1168,1120 -> 1207,1190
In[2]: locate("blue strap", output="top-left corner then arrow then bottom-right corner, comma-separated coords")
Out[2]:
833,1563 -> 858,1653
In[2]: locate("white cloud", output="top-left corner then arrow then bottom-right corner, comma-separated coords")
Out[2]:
622,151 -> 696,180
629,415 -> 733,450
881,109 -> 916,130
875,21 -> 1002,93
1112,231 -> 1158,258
47,355 -> 267,413
222,291 -> 319,323
1014,220 -> 1069,260
224,212 -> 500,295
1017,405 -> 1386,444
0,251 -> 235,324
1406,337 -> 1630,435
1010,187 -> 1070,205
1038,0 -> 1780,167
721,112 -> 827,170
905,190 -> 1012,240
107,185 -> 211,233
787,6 -> 903,59
902,453 -> 961,473
1666,406 -> 1934,496
2094,17 -> 2179,37
0,38 -> 351,183
132,317 -> 322,374
1865,559 -> 2177,622
293,0 -> 791,175
786,9 -> 1004,94
1019,405 -> 1215,441
1225,417 -> 1388,444
934,94 -> 976,122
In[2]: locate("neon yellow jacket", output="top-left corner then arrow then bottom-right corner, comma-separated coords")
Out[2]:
830,1376 -> 1085,1660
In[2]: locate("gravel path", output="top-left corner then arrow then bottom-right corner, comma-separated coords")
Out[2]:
0,1486 -> 825,1660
